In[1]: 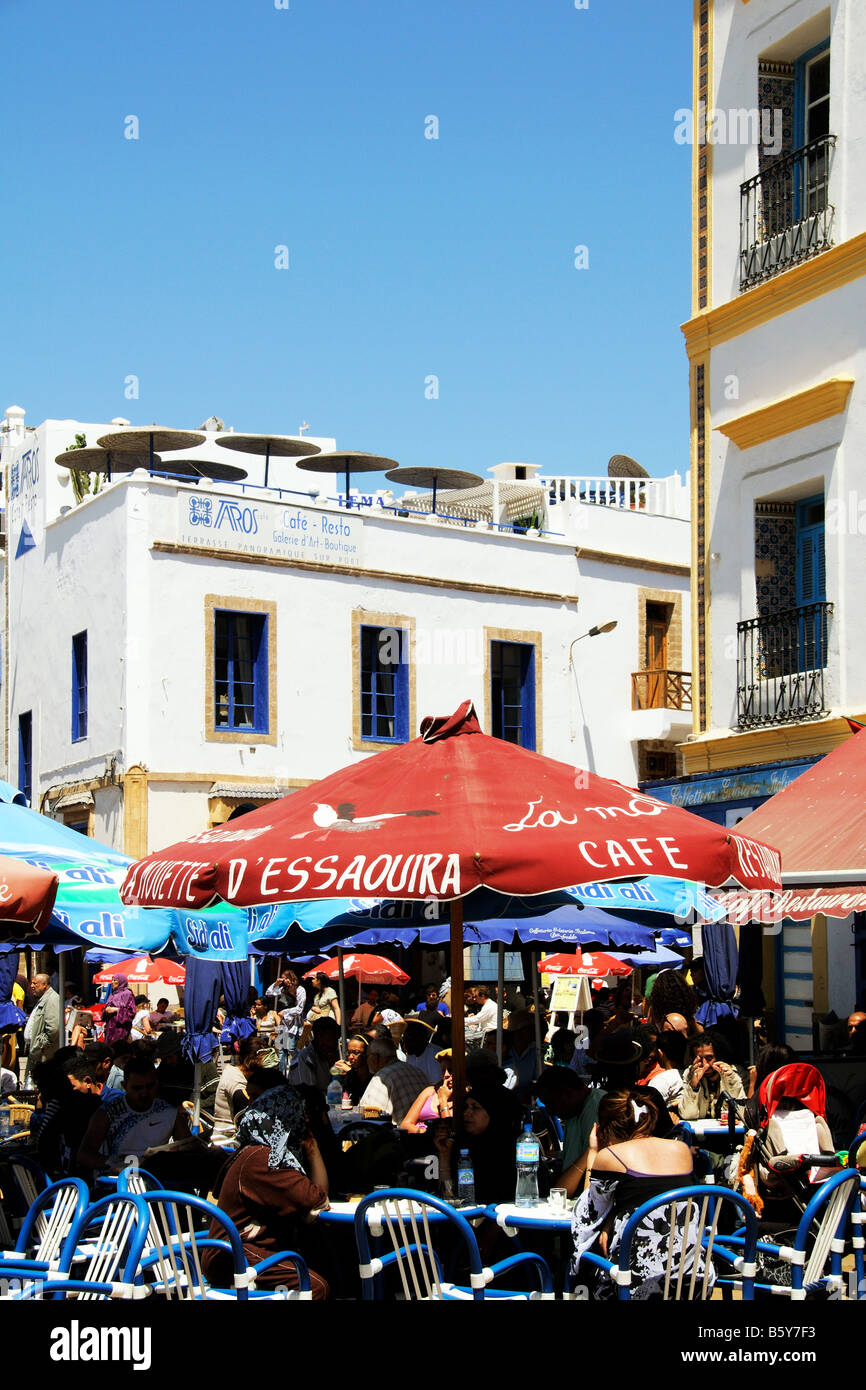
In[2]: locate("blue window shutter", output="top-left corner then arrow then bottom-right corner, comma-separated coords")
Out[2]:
18,712 -> 32,805
795,496 -> 826,605
395,637 -> 409,741
253,617 -> 269,733
521,646 -> 536,750
72,632 -> 88,741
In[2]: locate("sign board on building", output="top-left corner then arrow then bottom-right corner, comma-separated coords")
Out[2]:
176,493 -> 365,568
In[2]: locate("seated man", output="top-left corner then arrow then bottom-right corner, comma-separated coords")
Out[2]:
147,997 -> 177,1034
503,1011 -> 540,1100
288,1018 -> 340,1094
416,983 -> 450,1020
77,1055 -> 189,1175
534,1066 -> 606,1197
357,1036 -> 428,1124
398,1017 -> 442,1086
464,984 -> 497,1050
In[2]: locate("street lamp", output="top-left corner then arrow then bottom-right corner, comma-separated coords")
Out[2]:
569,620 -> 618,665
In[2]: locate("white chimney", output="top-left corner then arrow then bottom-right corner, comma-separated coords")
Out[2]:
4,405 -> 26,439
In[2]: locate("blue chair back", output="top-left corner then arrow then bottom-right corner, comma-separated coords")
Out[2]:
354,1188 -> 487,1301
13,1178 -> 89,1263
790,1168 -> 861,1298
614,1185 -> 759,1301
134,1189 -> 251,1300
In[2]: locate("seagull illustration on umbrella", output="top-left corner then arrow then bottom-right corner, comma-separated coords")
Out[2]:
311,802 -> 438,832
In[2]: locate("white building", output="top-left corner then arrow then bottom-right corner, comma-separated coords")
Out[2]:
1,410 -> 690,862
668,0 -> 866,1041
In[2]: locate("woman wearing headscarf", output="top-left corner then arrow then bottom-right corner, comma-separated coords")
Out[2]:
434,1079 -> 523,1205
205,1086 -> 331,1298
102,975 -> 137,1046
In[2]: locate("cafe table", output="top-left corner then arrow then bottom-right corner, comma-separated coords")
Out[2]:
318,1194 -> 484,1226
487,1198 -> 575,1237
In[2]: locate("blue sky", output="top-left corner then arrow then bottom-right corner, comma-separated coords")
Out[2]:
1,0 -> 693,481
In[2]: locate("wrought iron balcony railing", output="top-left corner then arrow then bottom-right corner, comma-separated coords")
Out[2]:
737,601 -> 832,729
740,134 -> 836,290
631,670 -> 692,712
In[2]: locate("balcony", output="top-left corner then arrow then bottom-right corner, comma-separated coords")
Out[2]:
631,669 -> 692,712
740,135 -> 836,290
625,670 -> 693,745
737,601 -> 833,729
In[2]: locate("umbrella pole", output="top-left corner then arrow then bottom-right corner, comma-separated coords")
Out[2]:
58,950 -> 67,1047
191,1061 -> 202,1137
532,950 -> 543,1080
450,898 -> 466,1124
496,943 -> 505,1066
337,948 -> 347,1061
264,443 -> 271,490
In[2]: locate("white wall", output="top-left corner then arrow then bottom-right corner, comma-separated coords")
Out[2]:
706,278 -> 866,730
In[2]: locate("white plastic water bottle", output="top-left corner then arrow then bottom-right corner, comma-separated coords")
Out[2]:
457,1149 -> 476,1205
326,1078 -> 342,1116
515,1124 -> 540,1207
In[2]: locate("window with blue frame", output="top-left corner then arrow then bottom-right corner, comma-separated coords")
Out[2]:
18,712 -> 32,806
795,493 -> 827,669
360,625 -> 409,742
491,640 -> 536,749
72,631 -> 88,741
794,40 -> 830,149
794,38 -> 831,221
214,611 -> 269,733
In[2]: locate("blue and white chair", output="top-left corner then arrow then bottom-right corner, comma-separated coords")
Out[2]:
131,1189 -> 312,1300
354,1188 -> 554,1300
572,1185 -> 759,1301
0,1193 -> 152,1300
0,1177 -> 89,1272
721,1168 -> 861,1300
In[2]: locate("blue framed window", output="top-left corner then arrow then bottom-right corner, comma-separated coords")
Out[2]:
214,611 -> 269,733
793,39 -> 831,223
794,39 -> 830,149
491,641 -> 536,749
360,625 -> 409,742
72,631 -> 88,741
18,712 -> 32,806
794,493 -> 827,671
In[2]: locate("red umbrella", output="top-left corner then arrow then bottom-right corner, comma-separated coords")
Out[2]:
121,701 -> 781,912
536,950 -> 632,978
303,953 -> 408,985
93,955 -> 186,986
121,700 -> 780,1105
0,854 -> 58,935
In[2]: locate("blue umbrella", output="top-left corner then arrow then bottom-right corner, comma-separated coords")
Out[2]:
697,923 -> 739,1026
0,952 -> 26,1030
320,905 -> 655,953
219,960 -> 257,1045
606,945 -> 686,970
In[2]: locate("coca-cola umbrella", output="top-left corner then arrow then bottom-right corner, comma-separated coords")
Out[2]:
302,952 -> 409,1051
536,950 -> 633,978
303,953 -> 408,986
121,700 -> 781,1106
93,955 -> 186,986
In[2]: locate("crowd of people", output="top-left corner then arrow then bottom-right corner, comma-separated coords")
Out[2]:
0,956 -> 864,1300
